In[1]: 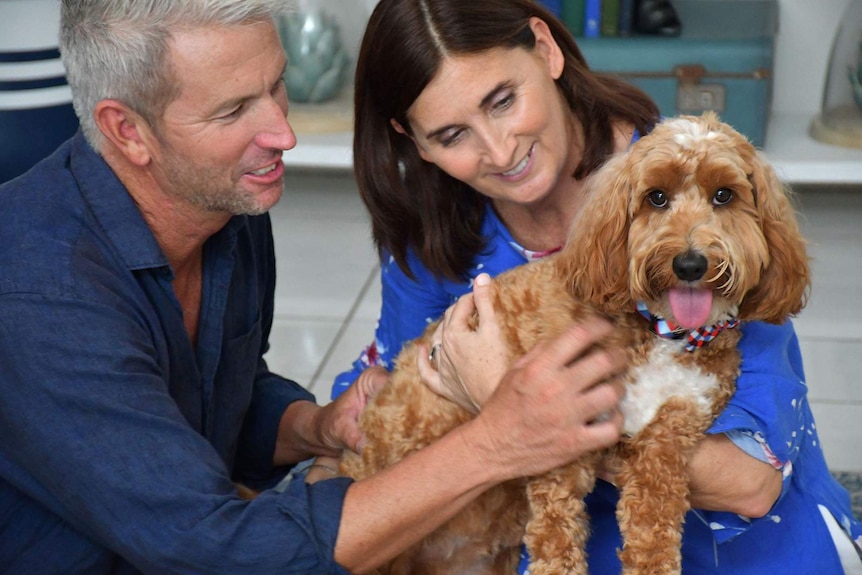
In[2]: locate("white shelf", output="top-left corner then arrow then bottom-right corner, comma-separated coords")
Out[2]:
284,130 -> 353,170
283,112 -> 862,185
764,112 -> 862,185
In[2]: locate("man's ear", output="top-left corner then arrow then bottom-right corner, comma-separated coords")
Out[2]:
93,99 -> 155,166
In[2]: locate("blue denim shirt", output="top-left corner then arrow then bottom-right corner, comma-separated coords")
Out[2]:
0,133 -> 352,574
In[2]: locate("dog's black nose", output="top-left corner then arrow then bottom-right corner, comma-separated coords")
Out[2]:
673,251 -> 708,282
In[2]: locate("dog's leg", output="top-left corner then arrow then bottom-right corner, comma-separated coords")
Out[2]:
615,399 -> 709,575
525,457 -> 598,575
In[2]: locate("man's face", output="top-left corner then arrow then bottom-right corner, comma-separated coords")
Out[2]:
148,20 -> 295,216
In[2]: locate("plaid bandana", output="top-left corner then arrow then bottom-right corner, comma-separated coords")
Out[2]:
636,301 -> 739,352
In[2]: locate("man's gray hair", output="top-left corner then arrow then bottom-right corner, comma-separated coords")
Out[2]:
60,0 -> 291,148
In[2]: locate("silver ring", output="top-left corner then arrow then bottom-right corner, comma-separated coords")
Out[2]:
429,344 -> 440,364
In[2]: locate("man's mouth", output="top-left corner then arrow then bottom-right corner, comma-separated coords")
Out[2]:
249,163 -> 279,176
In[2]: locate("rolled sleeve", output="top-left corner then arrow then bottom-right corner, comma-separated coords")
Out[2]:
702,320 -> 807,543
278,476 -> 354,575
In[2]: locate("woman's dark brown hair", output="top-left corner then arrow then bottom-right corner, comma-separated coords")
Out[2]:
353,0 -> 659,281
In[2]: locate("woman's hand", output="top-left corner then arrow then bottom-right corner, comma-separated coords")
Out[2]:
417,273 -> 510,412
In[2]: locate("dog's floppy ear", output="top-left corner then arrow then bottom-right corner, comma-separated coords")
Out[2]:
558,151 -> 635,313
738,152 -> 811,322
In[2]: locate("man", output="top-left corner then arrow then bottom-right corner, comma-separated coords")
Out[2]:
0,1 -> 625,573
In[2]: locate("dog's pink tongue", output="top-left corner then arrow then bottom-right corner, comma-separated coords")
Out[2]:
668,287 -> 713,330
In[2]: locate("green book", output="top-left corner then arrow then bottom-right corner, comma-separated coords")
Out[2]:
562,0 -> 586,37
601,0 -> 620,37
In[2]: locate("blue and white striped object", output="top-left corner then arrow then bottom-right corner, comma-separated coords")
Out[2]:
1,0 -> 79,183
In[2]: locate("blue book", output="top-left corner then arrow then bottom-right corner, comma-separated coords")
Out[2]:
584,0 -> 601,38
618,0 -> 635,36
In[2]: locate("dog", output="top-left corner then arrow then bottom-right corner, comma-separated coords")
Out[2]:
340,112 -> 811,575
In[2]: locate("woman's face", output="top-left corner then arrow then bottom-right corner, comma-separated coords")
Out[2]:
400,18 -> 574,207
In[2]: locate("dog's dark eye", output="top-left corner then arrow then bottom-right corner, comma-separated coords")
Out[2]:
647,190 -> 668,208
713,188 -> 733,205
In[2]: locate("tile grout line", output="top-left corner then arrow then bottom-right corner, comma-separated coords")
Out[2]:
309,263 -> 380,396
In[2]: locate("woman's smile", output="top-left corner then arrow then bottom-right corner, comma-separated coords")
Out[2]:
499,143 -> 535,180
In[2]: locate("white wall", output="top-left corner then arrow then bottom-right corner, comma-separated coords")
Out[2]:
0,0 -> 60,51
773,0 -> 852,115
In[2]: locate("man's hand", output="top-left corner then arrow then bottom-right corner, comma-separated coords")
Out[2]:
273,366 -> 388,466
468,317 -> 627,480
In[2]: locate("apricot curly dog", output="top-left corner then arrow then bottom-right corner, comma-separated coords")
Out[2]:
340,112 -> 810,575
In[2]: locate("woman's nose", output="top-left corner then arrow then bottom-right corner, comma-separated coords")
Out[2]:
478,124 -> 516,169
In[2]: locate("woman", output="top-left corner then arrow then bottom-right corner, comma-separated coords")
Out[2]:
334,0 -> 862,573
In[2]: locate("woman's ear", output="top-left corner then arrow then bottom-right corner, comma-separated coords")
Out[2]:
529,17 -> 565,80
390,118 -> 408,136
391,117 -> 432,163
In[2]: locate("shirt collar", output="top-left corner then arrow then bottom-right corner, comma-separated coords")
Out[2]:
70,132 -> 168,272
69,132 -> 246,273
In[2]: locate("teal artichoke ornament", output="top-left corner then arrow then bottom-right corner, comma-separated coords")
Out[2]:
279,10 -> 350,103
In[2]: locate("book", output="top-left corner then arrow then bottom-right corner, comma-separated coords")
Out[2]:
601,0 -> 620,37
584,0 -> 601,38
562,0 -> 586,36
536,0 -> 563,16
618,0 -> 635,36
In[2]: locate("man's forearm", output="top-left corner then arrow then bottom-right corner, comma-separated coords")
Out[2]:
334,418 -> 502,573
273,400 -> 339,465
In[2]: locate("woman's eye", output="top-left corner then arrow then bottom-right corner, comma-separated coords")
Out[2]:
440,128 -> 466,147
492,93 -> 515,113
647,189 -> 669,208
713,188 -> 733,205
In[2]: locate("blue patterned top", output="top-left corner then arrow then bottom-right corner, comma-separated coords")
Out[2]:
333,202 -> 862,573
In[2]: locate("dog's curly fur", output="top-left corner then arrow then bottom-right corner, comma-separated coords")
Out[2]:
340,113 -> 811,575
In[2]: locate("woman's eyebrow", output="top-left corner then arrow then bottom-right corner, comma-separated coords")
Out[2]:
424,82 -> 510,140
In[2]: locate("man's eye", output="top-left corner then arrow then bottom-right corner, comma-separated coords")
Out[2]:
219,105 -> 243,120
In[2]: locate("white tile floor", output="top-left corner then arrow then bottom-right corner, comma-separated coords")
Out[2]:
266,171 -> 862,473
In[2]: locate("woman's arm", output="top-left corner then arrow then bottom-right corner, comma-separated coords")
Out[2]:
686,434 -> 782,517
689,320 -> 807,519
